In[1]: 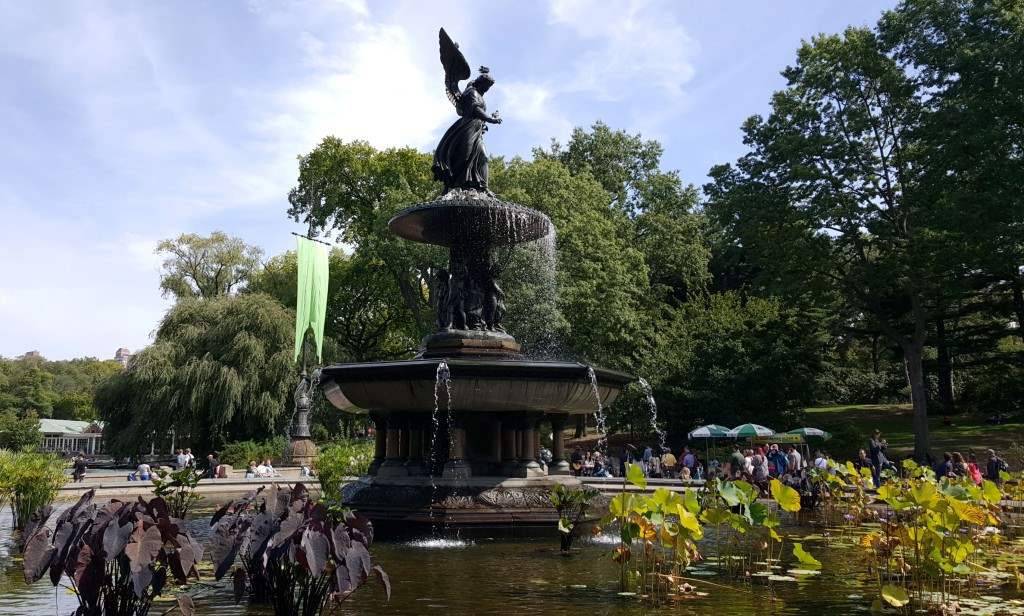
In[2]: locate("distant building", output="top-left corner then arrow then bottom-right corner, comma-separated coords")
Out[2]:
39,419 -> 104,455
114,347 -> 133,366
21,350 -> 42,359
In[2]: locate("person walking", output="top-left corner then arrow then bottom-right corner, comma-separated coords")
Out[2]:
986,448 -> 1009,485
868,430 -> 889,487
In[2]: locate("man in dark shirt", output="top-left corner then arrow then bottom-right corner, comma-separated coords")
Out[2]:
986,448 -> 1008,485
934,452 -> 953,479
206,453 -> 220,479
72,455 -> 87,483
868,429 -> 888,487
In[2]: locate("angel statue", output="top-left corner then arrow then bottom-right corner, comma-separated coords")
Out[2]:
433,28 -> 502,193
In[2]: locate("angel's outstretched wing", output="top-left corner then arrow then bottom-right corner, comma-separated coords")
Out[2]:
439,28 -> 470,107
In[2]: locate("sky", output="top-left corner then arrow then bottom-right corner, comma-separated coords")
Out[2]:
0,0 -> 897,361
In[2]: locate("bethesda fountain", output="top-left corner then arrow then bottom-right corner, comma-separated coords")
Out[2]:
318,29 -> 632,533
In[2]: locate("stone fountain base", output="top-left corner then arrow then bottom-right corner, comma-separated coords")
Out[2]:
340,475 -> 604,534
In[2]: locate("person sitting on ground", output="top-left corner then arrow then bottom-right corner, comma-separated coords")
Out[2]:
254,459 -> 268,477
570,446 -> 584,476
951,452 -> 968,478
136,461 -> 152,481
986,448 -> 1008,485
966,452 -> 983,485
680,466 -> 691,481
934,452 -> 953,478
582,451 -> 595,476
245,460 -> 257,478
262,458 -> 277,476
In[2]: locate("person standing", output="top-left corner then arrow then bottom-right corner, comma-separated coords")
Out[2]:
868,430 -> 889,487
934,452 -> 954,478
175,449 -> 187,470
682,447 -> 696,475
184,448 -> 195,468
642,445 -> 653,476
786,445 -> 803,472
986,448 -> 1009,485
206,453 -> 220,479
72,454 -> 87,483
661,449 -> 677,479
729,446 -> 745,479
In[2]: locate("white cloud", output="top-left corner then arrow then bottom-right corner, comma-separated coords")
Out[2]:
548,0 -> 699,101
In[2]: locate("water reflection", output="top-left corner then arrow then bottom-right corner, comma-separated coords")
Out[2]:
0,508 -> 1018,615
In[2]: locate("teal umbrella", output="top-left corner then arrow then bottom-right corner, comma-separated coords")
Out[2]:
727,423 -> 775,438
688,424 -> 731,439
786,427 -> 832,440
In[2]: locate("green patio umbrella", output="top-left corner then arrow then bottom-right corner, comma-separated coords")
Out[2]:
687,424 -> 731,439
785,427 -> 832,440
727,423 -> 776,438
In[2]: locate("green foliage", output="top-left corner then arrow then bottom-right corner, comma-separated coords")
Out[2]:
150,466 -> 203,519
156,231 -> 264,300
97,294 -> 294,457
0,355 -> 122,420
0,410 -> 43,451
314,439 -> 374,499
549,483 -> 600,552
218,437 -> 288,468
0,449 -> 66,531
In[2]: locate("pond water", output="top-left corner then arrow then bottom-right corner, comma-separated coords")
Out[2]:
1,505 -> 1021,615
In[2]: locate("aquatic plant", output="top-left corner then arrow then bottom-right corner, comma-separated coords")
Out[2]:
207,483 -> 389,616
862,459 -> 1007,612
22,490 -> 202,616
150,467 -> 203,519
549,483 -> 599,553
0,448 -> 67,532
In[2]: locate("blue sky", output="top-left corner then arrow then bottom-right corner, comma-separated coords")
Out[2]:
0,0 -> 896,360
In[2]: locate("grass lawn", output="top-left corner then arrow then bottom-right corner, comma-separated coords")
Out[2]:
805,403 -> 1024,459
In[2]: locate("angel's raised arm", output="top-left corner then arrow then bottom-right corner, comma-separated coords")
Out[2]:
439,28 -> 471,107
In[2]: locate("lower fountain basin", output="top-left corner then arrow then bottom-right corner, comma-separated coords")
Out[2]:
319,358 -> 631,414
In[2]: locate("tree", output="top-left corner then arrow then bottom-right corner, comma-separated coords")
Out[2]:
0,410 -> 43,450
96,294 -> 294,456
706,24 -> 948,461
156,231 -> 264,300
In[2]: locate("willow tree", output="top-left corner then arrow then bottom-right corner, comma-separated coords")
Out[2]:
97,294 -> 294,456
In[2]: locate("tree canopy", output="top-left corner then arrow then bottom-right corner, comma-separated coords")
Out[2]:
157,231 -> 264,300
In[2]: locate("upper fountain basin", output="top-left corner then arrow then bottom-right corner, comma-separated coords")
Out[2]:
319,358 -> 632,414
388,191 -> 552,247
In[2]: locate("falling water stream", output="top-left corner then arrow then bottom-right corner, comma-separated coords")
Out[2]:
586,367 -> 608,453
428,361 -> 451,530
637,377 -> 667,453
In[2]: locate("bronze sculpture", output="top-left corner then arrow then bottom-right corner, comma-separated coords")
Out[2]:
433,28 -> 501,193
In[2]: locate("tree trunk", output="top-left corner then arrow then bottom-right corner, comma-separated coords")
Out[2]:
935,318 -> 954,414
1013,274 -> 1024,344
903,342 -> 930,463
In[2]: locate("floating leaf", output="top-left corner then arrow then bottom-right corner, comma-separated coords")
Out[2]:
177,594 -> 194,616
881,584 -> 910,607
792,543 -> 821,568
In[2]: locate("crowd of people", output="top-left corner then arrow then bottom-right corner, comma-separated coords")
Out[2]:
562,428 -> 1014,506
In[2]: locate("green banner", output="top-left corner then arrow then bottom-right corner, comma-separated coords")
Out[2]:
751,434 -> 805,444
294,236 -> 329,363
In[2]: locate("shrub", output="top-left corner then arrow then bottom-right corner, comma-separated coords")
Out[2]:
0,449 -> 66,531
219,437 -> 288,468
314,439 -> 374,499
0,411 -> 43,451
